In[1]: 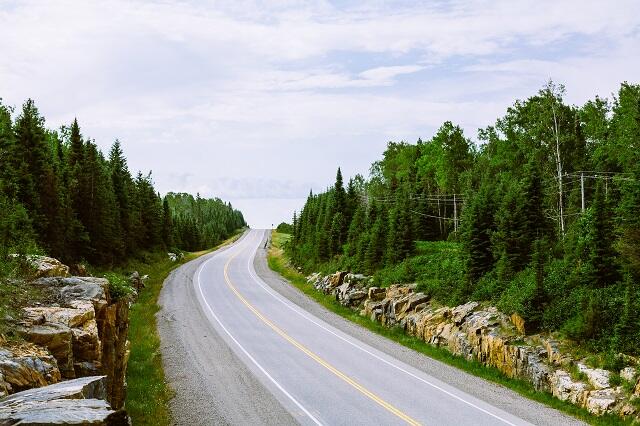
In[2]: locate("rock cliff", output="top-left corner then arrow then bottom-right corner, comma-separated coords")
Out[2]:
309,271 -> 640,420
0,256 -> 131,423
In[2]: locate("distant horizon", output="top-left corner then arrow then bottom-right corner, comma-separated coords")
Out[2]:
2,0 -> 638,228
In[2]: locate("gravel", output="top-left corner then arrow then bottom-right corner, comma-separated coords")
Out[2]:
157,233 -> 296,426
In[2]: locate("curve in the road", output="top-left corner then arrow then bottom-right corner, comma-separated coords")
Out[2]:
191,230 -> 530,426
216,250 -> 421,426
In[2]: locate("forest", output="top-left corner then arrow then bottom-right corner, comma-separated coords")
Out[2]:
288,82 -> 640,355
0,98 -> 245,269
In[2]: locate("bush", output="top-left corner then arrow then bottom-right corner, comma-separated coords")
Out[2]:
104,272 -> 135,301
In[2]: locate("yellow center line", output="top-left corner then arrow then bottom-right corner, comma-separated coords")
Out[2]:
223,251 -> 422,426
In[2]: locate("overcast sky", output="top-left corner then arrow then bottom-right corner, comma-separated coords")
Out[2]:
1,0 -> 639,228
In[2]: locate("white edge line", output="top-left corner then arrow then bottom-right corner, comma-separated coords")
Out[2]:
196,245 -> 324,426
248,230 -> 521,426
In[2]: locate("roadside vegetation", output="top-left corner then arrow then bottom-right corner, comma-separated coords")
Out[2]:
92,230 -> 244,425
0,98 -> 245,269
269,230 -> 629,426
286,81 -> 640,361
0,97 -> 248,421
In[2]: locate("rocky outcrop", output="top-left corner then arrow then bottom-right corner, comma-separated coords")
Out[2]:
307,272 -> 640,420
12,276 -> 131,409
0,375 -> 129,425
9,255 -> 70,279
1,258 -> 132,422
0,341 -> 60,398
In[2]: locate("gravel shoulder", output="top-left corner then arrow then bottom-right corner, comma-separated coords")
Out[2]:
252,233 -> 586,426
156,233 -> 296,426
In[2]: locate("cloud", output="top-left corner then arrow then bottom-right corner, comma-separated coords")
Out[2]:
1,0 -> 639,228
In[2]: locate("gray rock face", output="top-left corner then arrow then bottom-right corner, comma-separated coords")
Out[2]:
0,375 -> 130,425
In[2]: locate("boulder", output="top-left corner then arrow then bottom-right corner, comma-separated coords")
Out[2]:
18,324 -> 74,379
0,345 -> 60,396
550,370 -> 588,404
0,375 -> 130,425
31,277 -> 109,309
328,271 -> 348,291
585,388 -> 619,415
577,364 -> 610,390
620,367 -> 636,382
9,255 -> 70,279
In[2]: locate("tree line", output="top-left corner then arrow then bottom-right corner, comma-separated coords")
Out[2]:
0,98 -> 245,266
288,81 -> 640,354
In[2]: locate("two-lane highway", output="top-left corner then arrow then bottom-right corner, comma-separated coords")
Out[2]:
190,229 -> 528,425
159,229 -> 584,425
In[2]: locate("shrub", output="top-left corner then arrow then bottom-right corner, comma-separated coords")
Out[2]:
104,272 -> 135,301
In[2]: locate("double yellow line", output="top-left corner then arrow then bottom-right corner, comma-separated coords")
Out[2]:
223,252 -> 421,426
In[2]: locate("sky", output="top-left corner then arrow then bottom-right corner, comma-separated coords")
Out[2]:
1,0 -> 639,228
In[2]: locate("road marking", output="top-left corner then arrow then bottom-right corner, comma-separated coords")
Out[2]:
222,249 -> 422,426
246,230 -> 521,426
196,249 -> 324,426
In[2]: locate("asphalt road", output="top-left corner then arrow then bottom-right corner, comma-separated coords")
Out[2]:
158,229 -> 585,426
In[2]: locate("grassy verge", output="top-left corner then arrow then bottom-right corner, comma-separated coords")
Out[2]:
267,231 -> 629,426
96,230 -> 244,425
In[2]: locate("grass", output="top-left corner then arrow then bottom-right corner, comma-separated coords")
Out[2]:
0,277 -> 47,339
93,230 -> 244,425
267,231 -> 631,426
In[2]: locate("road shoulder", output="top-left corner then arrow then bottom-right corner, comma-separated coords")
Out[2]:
252,234 -> 585,426
157,234 -> 297,426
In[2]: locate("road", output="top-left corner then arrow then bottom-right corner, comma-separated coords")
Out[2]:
158,229 -> 584,425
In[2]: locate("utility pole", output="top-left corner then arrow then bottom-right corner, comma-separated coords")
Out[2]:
581,172 -> 585,212
453,194 -> 458,233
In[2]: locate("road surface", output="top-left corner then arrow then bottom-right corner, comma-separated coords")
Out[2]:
158,229 -> 584,425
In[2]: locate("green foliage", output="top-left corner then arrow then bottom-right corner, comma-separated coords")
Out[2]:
103,272 -> 135,301
164,193 -> 245,252
0,98 -> 245,267
276,222 -> 293,233
287,81 -> 640,355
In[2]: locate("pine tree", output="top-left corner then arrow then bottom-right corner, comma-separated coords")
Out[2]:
584,181 -> 619,287
462,182 -> 495,286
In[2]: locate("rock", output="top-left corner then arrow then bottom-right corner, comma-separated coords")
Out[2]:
510,312 -> 526,335
577,364 -> 610,390
23,305 -> 94,329
7,274 -> 130,409
584,388 -> 618,415
328,271 -> 348,291
550,370 -> 588,404
69,263 -> 88,276
343,273 -> 370,286
0,344 -> 60,395
620,367 -> 636,382
31,277 -> 109,310
451,302 -> 479,325
0,375 -> 130,425
367,287 -> 386,302
9,255 -> 70,279
129,271 -> 146,291
18,324 -> 74,379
